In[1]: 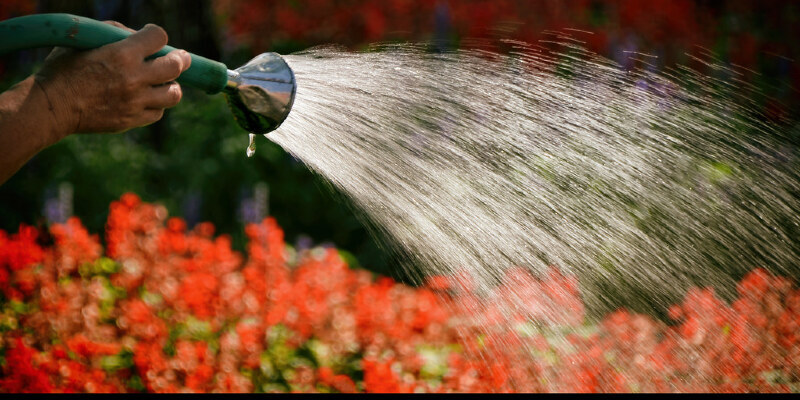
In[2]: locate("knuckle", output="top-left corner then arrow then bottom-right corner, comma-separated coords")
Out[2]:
181,51 -> 192,69
122,79 -> 139,94
150,109 -> 165,123
122,88 -> 142,106
166,55 -> 184,77
113,48 -> 136,65
145,24 -> 169,44
118,116 -> 133,129
167,84 -> 183,105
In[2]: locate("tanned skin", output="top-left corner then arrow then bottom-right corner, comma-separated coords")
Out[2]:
0,21 -> 192,184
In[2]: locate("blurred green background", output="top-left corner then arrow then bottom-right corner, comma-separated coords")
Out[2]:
1,0 -> 799,281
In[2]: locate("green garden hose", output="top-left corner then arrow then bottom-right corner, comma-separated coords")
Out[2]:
0,13 -> 297,134
0,13 -> 228,94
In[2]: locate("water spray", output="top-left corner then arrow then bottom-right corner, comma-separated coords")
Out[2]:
0,13 -> 297,149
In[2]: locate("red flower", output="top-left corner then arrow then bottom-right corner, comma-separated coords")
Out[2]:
66,334 -> 121,358
3,193 -> 800,393
179,272 -> 219,318
0,338 -> 53,393
363,359 -> 411,393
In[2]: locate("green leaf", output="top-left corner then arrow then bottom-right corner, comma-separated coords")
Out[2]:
100,350 -> 134,372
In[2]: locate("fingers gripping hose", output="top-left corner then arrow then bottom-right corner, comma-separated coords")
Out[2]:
0,13 -> 297,135
0,13 -> 229,94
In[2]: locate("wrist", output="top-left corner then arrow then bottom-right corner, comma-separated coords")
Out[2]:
30,75 -> 78,144
0,75 -> 75,184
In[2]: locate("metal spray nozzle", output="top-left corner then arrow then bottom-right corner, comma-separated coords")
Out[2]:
224,52 -> 297,134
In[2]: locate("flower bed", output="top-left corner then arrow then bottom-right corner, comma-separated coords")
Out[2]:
1,194 -> 799,393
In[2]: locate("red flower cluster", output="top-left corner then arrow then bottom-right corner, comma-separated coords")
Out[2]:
0,224 -> 44,300
1,193 -> 799,393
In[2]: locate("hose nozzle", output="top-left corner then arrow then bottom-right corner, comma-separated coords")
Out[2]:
224,52 -> 296,134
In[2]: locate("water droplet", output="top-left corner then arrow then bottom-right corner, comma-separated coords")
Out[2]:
246,133 -> 256,157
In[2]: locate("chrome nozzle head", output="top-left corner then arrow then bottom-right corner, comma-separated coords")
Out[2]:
224,52 -> 296,134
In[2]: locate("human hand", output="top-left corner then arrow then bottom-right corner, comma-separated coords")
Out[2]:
33,21 -> 192,137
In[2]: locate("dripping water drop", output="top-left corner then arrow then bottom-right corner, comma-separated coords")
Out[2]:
246,133 -> 256,157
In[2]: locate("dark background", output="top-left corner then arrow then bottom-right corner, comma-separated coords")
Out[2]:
1,0 -> 799,281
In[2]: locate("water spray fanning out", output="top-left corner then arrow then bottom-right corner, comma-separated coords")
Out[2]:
0,13 -> 297,156
273,42 -> 800,317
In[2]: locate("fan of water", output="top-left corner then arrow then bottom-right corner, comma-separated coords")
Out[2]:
268,33 -> 799,355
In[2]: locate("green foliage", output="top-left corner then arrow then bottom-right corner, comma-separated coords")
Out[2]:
79,257 -> 121,277
100,349 -> 135,372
